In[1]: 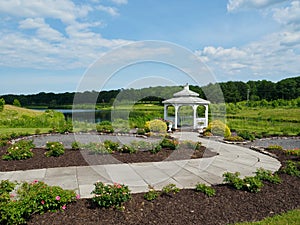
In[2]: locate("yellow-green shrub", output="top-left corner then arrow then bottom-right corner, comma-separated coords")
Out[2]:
206,120 -> 231,138
145,119 -> 167,133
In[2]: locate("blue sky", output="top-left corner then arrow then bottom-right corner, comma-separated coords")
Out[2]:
0,0 -> 300,94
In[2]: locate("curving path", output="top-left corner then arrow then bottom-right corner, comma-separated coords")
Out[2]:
0,132 -> 281,198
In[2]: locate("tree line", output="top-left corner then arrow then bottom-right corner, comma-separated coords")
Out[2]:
1,76 -> 299,107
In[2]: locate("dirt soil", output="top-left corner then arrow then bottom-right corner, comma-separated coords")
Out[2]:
1,143 -> 300,225
27,174 -> 300,225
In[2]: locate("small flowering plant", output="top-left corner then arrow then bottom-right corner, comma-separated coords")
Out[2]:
91,182 -> 131,209
0,180 -> 77,225
285,148 -> 300,157
45,141 -> 65,157
16,180 -> 77,212
2,140 -> 35,160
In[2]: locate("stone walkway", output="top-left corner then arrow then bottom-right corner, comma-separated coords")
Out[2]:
0,132 -> 281,198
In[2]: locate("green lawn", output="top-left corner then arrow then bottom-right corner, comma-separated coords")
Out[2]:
227,108 -> 300,122
226,107 -> 300,136
0,105 -> 66,137
0,127 -> 50,136
234,209 -> 300,225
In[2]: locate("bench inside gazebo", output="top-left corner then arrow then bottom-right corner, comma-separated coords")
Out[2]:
162,84 -> 210,130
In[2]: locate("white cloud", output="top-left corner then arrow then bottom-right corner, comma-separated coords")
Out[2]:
195,30 -> 300,79
227,0 -> 286,12
19,18 -> 64,41
96,5 -> 119,16
110,0 -> 128,5
273,1 -> 300,29
0,0 -> 91,24
280,31 -> 300,46
0,0 -> 132,70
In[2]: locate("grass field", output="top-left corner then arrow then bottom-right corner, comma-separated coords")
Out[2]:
225,107 -> 300,136
0,105 -> 66,137
234,209 -> 300,225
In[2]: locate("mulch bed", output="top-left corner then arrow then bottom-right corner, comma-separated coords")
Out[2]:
0,146 -> 217,172
27,174 -> 300,225
1,143 -> 300,225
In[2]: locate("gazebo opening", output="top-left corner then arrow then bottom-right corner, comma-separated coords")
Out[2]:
162,84 -> 210,130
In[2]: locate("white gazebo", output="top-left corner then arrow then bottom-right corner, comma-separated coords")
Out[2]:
162,84 -> 210,130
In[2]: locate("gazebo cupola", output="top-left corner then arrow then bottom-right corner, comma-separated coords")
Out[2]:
162,84 -> 210,129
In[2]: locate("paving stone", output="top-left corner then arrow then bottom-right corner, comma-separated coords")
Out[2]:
151,178 -> 184,190
77,166 -> 108,185
0,171 -> 16,180
103,164 -> 147,187
173,173 -> 208,188
152,161 -> 185,177
45,166 -> 77,177
130,164 -> 171,185
44,175 -> 78,190
11,169 -> 46,182
78,184 -> 94,198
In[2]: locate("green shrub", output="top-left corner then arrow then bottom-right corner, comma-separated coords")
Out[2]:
112,118 -> 130,133
0,140 -> 8,147
0,180 -> 16,196
35,128 -> 41,135
71,141 -> 80,150
149,144 -> 162,154
285,148 -> 300,156
91,182 -> 131,210
161,184 -> 180,195
242,176 -> 264,193
223,172 -> 244,190
145,119 -> 167,133
160,137 -> 179,150
45,141 -> 65,157
104,140 -> 119,151
281,161 -> 300,177
129,140 -> 153,151
224,135 -> 245,142
178,140 -> 202,150
223,171 -> 263,193
96,121 -> 114,133
119,144 -> 136,154
0,180 -> 77,225
255,168 -> 281,184
58,120 -> 73,134
80,142 -> 112,154
237,130 -> 255,141
206,120 -> 231,138
144,188 -> 159,201
2,140 -> 35,160
195,183 -> 216,197
203,131 -> 213,137
266,145 -> 283,151
137,128 -> 146,135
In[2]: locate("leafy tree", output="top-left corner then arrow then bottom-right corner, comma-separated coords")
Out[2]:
0,98 -> 5,111
13,99 -> 21,107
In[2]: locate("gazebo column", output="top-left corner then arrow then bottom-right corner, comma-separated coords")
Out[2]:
204,105 -> 209,127
174,104 -> 179,129
163,104 -> 168,120
192,105 -> 198,129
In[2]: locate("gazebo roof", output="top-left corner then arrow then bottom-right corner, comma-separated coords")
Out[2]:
173,84 -> 199,97
162,84 -> 210,105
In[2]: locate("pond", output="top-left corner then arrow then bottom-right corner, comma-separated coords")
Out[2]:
36,109 -> 144,123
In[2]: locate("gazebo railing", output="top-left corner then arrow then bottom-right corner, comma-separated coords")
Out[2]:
196,118 -> 207,128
